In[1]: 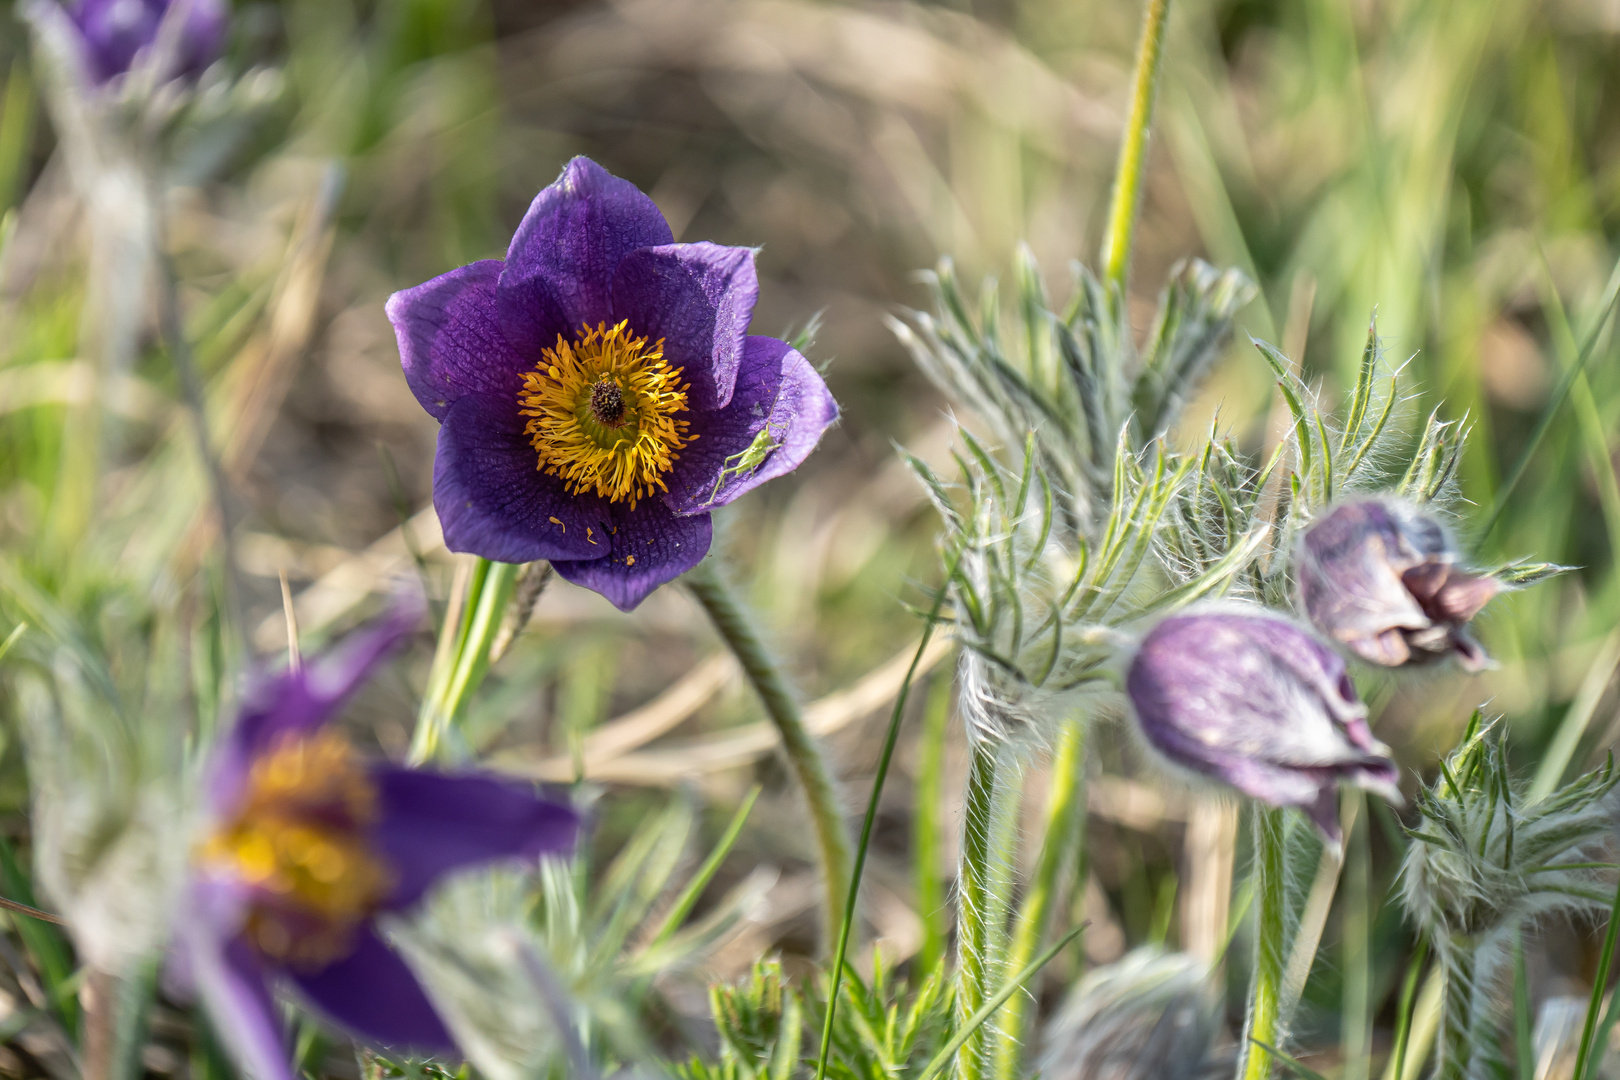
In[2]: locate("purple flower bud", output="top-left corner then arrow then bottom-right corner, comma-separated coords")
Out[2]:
1297,498 -> 1497,671
1126,608 -> 1400,842
67,0 -> 226,84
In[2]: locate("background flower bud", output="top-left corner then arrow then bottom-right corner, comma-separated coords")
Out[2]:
1040,947 -> 1229,1080
1126,607 -> 1401,842
1297,497 -> 1497,671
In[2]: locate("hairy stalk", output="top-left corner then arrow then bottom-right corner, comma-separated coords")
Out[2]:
409,558 -> 520,764
956,742 -> 1001,1080
993,720 -> 1085,1080
1240,807 -> 1288,1080
1099,0 -> 1171,291
1436,935 -> 1476,1080
685,559 -> 851,949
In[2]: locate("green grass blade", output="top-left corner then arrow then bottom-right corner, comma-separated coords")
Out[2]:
912,925 -> 1086,1080
1480,255 -> 1620,542
813,554 -> 958,1080
913,672 -> 953,974
647,785 -> 762,948
1573,873 -> 1620,1080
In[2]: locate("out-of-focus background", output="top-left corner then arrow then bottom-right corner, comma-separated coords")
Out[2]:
1,0 -> 1619,1072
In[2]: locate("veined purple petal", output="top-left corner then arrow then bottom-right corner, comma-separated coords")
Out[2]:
289,927 -> 457,1056
388,261 -> 537,421
212,602 -> 422,810
369,767 -> 579,910
610,242 -> 758,411
665,336 -> 839,515
498,158 -> 673,355
551,502 -> 713,611
179,920 -> 293,1080
1127,609 -> 1401,839
433,393 -> 609,563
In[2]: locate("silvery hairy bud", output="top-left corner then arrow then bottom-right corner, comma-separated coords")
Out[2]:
1298,498 -> 1497,671
1399,718 -> 1617,1080
1039,947 -> 1229,1080
1126,606 -> 1401,843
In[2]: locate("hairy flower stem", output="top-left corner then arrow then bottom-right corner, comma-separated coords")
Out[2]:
685,560 -> 851,949
956,742 -> 1002,1080
1240,807 -> 1288,1080
1099,0 -> 1171,291
409,557 -> 520,764
1436,935 -> 1476,1080
992,720 -> 1085,1080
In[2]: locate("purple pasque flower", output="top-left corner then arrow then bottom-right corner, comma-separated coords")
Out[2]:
177,608 -> 578,1080
66,0 -> 226,84
1297,497 -> 1498,672
387,157 -> 840,611
1126,607 -> 1400,842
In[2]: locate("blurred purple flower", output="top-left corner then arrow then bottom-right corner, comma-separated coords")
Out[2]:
388,156 -> 839,611
1297,498 -> 1497,671
67,0 -> 226,84
177,608 -> 578,1080
1126,608 -> 1400,842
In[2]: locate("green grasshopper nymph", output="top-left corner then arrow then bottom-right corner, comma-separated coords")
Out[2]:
709,421 -> 786,503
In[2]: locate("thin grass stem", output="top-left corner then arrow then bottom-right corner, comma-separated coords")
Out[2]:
813,569 -> 954,1080
1480,255 -> 1620,542
1099,0 -> 1171,291
1572,873 -> 1620,1080
913,925 -> 1086,1080
914,670 -> 953,974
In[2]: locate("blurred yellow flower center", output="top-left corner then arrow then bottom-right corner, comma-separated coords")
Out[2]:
197,730 -> 392,969
518,320 -> 693,508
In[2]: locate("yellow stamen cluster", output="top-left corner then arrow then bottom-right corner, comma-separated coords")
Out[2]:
197,730 -> 392,968
517,320 -> 693,507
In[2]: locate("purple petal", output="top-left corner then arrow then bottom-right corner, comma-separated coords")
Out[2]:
1127,609 -> 1401,836
212,602 -> 422,811
433,393 -> 610,563
665,336 -> 839,515
69,0 -> 226,84
388,260 -> 538,421
369,766 -> 579,910
178,918 -> 293,1080
289,927 -> 457,1056
610,243 -> 758,411
498,158 -> 673,356
551,502 -> 713,611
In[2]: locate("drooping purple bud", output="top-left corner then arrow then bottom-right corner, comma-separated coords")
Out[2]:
68,0 -> 226,85
1126,608 -> 1401,843
1297,498 -> 1497,672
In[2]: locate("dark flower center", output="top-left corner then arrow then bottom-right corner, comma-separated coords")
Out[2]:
517,320 -> 692,507
590,379 -> 627,426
